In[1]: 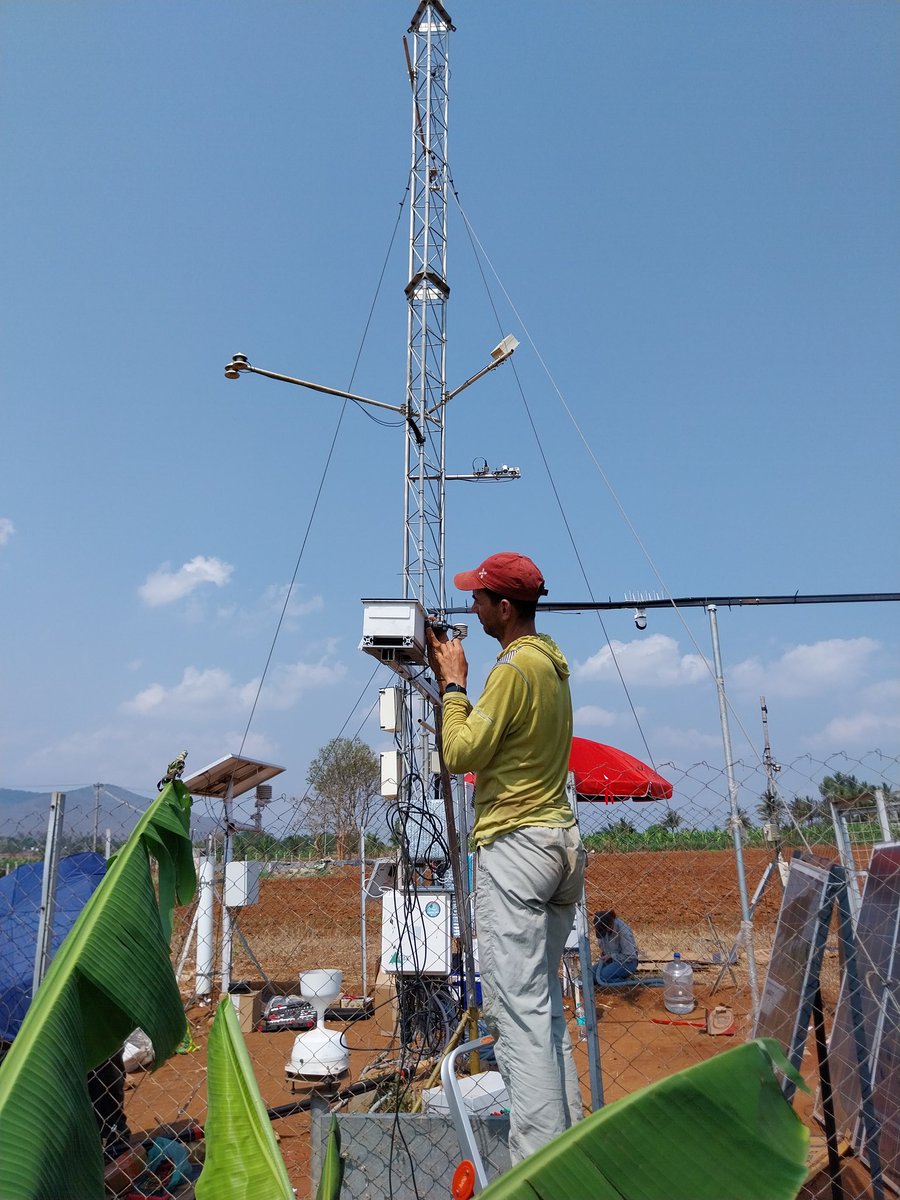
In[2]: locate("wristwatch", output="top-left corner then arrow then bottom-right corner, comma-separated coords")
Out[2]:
443,683 -> 467,696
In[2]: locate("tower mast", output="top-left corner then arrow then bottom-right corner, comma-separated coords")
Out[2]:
401,2 -> 454,859
404,1 -> 453,610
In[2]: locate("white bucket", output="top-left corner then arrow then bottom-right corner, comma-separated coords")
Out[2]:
422,1071 -> 509,1118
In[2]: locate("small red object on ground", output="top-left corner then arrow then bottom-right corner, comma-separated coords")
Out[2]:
452,1159 -> 476,1200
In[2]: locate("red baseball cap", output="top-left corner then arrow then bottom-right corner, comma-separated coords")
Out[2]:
454,552 -> 548,601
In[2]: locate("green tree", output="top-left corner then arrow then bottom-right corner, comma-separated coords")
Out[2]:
789,794 -> 818,827
608,815 -> 637,836
756,788 -> 784,827
303,737 -> 381,859
819,771 -> 877,812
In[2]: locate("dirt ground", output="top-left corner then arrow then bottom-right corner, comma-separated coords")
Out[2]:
122,848 -> 875,1199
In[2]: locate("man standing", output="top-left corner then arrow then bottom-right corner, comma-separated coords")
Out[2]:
426,551 -> 586,1164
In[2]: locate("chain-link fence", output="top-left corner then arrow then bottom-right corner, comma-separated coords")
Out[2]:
1,748 -> 897,1198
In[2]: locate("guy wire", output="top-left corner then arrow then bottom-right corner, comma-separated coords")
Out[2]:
449,186 -> 799,801
236,180 -> 410,761
450,182 -> 659,773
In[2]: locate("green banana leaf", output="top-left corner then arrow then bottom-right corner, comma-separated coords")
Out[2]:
195,998 -> 295,1200
316,1114 -> 345,1200
479,1038 -> 810,1200
0,779 -> 195,1200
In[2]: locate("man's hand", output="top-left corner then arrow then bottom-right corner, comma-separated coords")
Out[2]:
426,623 -> 469,693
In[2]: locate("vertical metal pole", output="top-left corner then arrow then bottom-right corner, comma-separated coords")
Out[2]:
566,775 -> 604,1108
760,696 -> 785,878
196,853 -> 215,998
402,4 -> 453,862
829,801 -> 863,923
92,782 -> 101,853
221,780 -> 235,995
33,791 -> 66,996
707,605 -> 760,1017
360,826 -> 368,998
874,787 -> 892,843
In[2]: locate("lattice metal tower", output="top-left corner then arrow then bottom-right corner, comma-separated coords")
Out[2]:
403,1 -> 453,611
400,2 -> 454,859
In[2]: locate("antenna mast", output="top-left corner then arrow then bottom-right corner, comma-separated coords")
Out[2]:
404,1 -> 453,609
398,2 -> 455,859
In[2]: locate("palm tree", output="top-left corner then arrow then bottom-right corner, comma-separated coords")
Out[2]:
756,789 -> 783,827
819,771 -> 877,813
661,810 -> 683,838
608,815 -> 637,840
789,794 -> 817,827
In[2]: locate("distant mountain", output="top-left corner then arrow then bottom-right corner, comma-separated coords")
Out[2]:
0,784 -> 221,847
0,784 -> 155,843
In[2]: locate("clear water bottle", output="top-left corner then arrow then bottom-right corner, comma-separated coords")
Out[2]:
663,952 -> 695,1015
575,1003 -> 587,1040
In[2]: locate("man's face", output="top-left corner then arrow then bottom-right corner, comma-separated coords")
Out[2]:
470,589 -> 504,639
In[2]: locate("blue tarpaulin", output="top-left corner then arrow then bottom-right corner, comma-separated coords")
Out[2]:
0,852 -> 107,1042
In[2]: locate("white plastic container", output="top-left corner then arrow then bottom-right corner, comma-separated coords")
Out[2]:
663,952 -> 695,1015
422,1071 -> 509,1118
285,1026 -> 349,1078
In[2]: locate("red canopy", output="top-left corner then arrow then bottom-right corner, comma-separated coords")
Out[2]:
463,738 -> 672,804
568,737 -> 672,803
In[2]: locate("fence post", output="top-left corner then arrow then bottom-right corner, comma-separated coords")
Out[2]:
874,787 -> 892,843
33,791 -> 65,996
707,605 -> 760,1020
359,826 -> 368,998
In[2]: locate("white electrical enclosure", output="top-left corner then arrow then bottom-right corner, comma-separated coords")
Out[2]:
380,889 -> 451,975
224,860 -> 261,907
381,751 -> 402,799
379,686 -> 403,732
360,599 -> 427,665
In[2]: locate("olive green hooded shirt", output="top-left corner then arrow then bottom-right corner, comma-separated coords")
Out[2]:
441,633 -> 575,846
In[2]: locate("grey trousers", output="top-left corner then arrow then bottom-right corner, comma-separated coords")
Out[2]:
475,824 -> 586,1164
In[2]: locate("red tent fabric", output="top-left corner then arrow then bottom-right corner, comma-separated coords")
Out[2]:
568,737 -> 672,803
462,739 -> 672,804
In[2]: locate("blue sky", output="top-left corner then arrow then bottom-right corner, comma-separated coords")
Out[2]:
2,1 -> 898,819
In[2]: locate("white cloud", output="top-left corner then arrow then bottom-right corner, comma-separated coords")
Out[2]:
573,705 -> 620,729
20,725 -> 165,792
216,585 -> 324,633
652,725 -> 723,754
0,517 -> 15,546
575,634 -> 708,687
125,667 -> 234,716
248,660 -> 347,711
262,584 -> 324,622
730,638 -> 879,699
806,710 -> 900,750
218,729 -> 279,761
138,556 -> 234,606
26,724 -> 132,768
124,658 -> 346,719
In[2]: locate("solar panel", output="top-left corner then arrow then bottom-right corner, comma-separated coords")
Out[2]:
826,842 -> 900,1191
753,850 -> 837,1069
